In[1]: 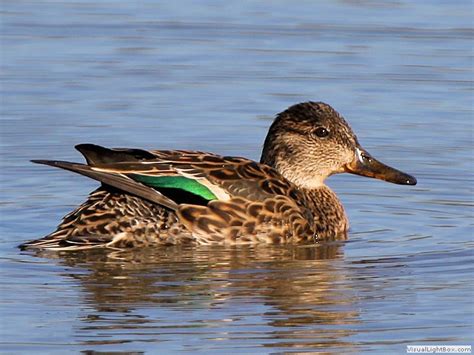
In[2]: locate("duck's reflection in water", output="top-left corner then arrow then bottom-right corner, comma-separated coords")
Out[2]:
33,243 -> 359,350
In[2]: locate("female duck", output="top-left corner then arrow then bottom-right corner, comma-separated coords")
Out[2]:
20,102 -> 416,250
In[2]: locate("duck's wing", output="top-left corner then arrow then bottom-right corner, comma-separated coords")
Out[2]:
31,144 -> 314,245
32,144 -> 303,209
72,144 -> 302,204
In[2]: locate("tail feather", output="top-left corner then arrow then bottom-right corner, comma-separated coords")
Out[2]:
19,234 -> 113,251
18,229 -> 74,250
31,159 -> 178,211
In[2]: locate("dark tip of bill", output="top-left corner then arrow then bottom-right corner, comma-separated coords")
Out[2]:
406,175 -> 417,185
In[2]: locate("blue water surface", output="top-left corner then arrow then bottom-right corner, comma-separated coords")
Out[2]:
1,1 -> 473,353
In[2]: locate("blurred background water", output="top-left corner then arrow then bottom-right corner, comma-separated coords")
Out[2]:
1,0 -> 473,353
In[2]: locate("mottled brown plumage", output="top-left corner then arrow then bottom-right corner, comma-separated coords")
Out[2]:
20,102 -> 416,250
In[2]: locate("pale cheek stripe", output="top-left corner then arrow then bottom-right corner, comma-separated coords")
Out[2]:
355,147 -> 364,163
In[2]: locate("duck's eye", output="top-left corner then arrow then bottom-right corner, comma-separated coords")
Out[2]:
313,127 -> 330,138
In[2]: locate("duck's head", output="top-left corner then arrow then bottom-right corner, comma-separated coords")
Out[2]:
260,101 -> 417,189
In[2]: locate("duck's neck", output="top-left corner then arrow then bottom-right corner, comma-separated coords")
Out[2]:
301,185 -> 349,240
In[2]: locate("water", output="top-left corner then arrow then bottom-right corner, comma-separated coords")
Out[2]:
1,0 -> 473,353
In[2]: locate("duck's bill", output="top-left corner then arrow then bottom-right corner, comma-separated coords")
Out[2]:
344,147 -> 417,185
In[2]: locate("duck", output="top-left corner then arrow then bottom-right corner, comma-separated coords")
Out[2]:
19,102 -> 416,250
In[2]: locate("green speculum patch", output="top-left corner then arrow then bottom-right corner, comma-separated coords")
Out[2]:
130,174 -> 218,201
